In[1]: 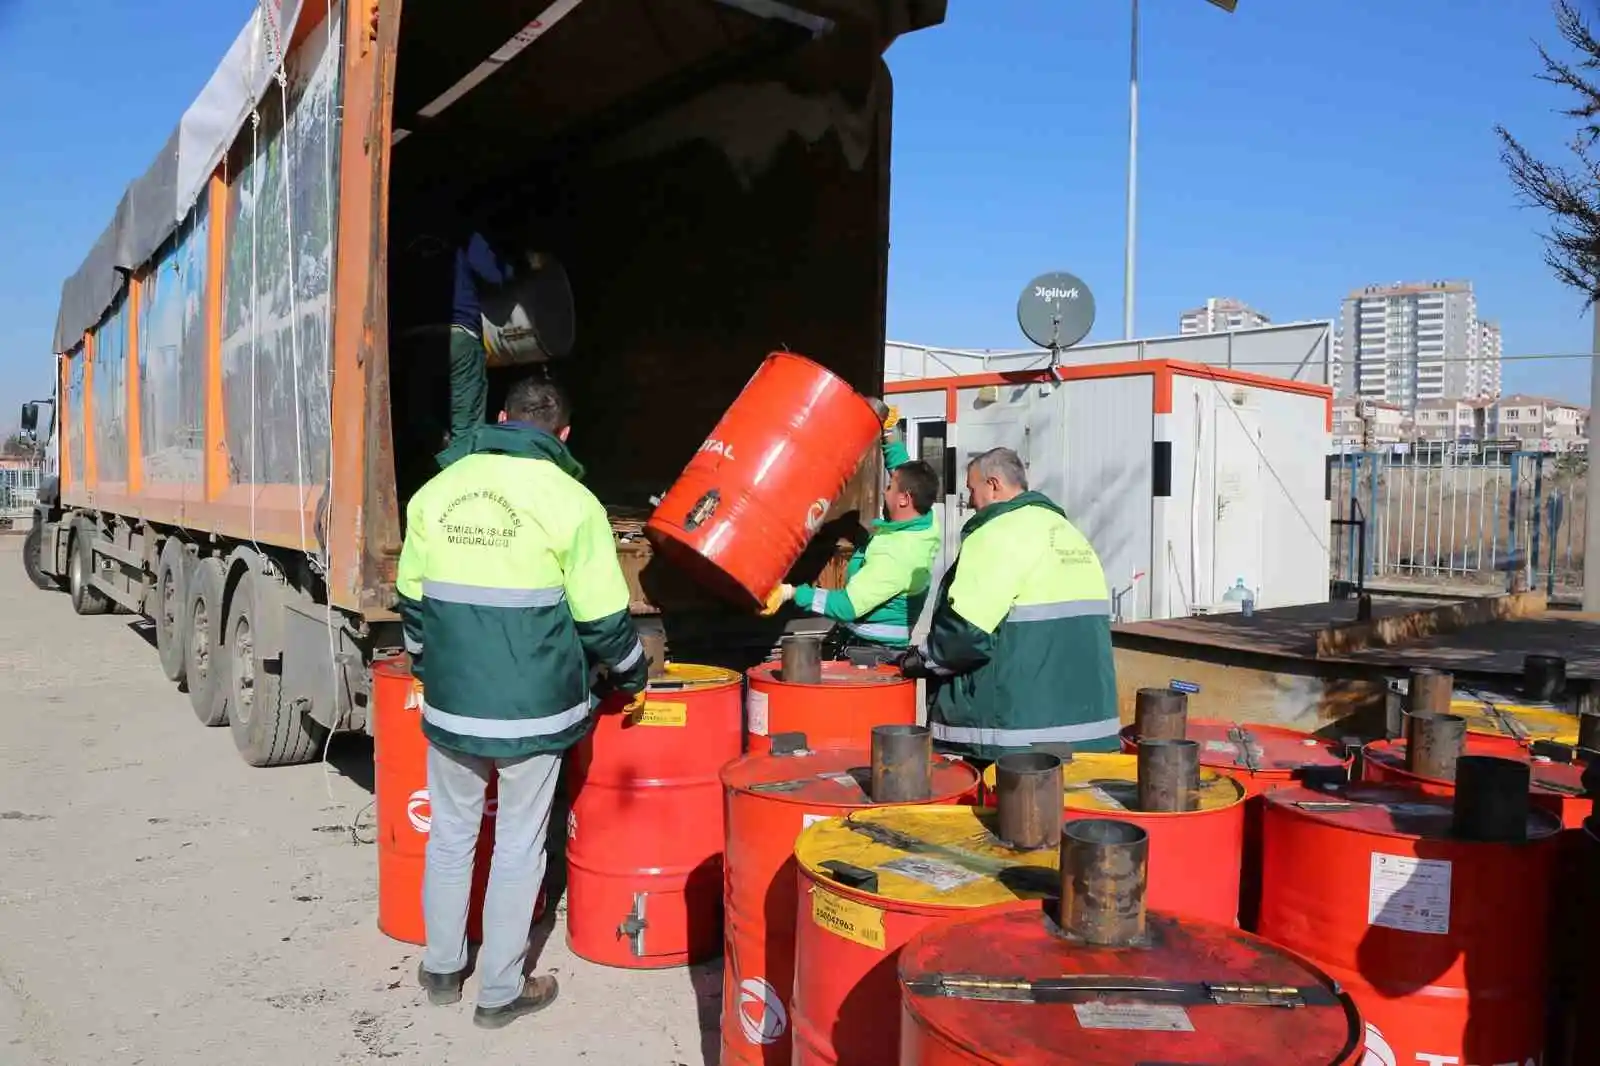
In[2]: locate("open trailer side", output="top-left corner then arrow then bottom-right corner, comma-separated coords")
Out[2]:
29,0 -> 947,766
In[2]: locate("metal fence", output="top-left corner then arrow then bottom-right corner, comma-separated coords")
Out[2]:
1330,445 -> 1588,599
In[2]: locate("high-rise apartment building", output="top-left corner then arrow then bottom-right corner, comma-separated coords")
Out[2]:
1338,281 -> 1496,408
1469,321 -> 1503,400
1178,297 -> 1271,335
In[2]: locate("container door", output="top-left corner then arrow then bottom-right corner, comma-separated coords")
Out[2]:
909,418 -> 950,639
1209,401 -> 1264,604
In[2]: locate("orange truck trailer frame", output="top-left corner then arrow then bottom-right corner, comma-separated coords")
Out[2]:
25,0 -> 945,767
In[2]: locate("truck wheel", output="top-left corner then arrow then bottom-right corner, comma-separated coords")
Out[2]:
67,529 -> 110,616
22,524 -> 58,591
184,557 -> 229,727
154,538 -> 189,683
227,568 -> 322,767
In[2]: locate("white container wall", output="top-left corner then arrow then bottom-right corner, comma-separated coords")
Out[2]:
886,353 -> 1331,624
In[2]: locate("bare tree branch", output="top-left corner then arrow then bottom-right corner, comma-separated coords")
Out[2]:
1501,0 -> 1600,301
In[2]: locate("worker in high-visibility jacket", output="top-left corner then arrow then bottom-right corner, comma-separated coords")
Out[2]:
765,403 -> 942,659
397,375 -> 648,1030
898,446 -> 1119,763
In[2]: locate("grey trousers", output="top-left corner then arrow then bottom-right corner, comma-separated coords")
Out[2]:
421,743 -> 562,1009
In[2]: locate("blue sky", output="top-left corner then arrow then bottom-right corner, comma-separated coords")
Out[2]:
0,0 -> 1593,425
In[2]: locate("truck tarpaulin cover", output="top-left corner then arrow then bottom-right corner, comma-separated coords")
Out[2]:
52,0 -> 306,354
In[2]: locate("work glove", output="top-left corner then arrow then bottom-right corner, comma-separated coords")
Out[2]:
621,690 -> 648,714
760,584 -> 794,617
881,404 -> 900,433
895,647 -> 930,680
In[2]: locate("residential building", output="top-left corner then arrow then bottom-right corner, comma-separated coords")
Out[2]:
1178,297 -> 1271,336
1494,394 -> 1587,448
1331,326 -> 1344,395
1338,280 -> 1491,408
1470,321 -> 1503,400
1332,399 -> 1406,451
1410,398 -> 1490,443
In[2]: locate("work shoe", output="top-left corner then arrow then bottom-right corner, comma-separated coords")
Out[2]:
472,975 -> 560,1029
416,962 -> 465,1006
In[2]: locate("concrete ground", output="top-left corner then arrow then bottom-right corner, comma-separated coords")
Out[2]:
0,538 -> 716,1065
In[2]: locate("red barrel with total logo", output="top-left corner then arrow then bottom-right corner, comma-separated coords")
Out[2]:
645,352 -> 882,610
373,658 -> 547,944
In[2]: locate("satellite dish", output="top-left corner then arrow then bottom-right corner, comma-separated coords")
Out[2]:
1017,271 -> 1096,352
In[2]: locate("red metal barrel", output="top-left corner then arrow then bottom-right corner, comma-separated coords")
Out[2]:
1122,718 -> 1351,931
897,900 -> 1365,1065
790,805 -> 1058,1065
645,351 -> 881,610
565,663 -> 742,968
1361,734 -> 1593,828
719,748 -> 978,1066
744,661 -> 916,755
979,753 -> 1246,926
1258,780 -> 1562,1066
1120,717 -> 1350,792
372,658 -> 494,944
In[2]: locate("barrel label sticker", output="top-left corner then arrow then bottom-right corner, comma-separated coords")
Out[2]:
1168,678 -> 1201,695
1368,852 -> 1451,936
736,977 -> 788,1045
879,857 -> 982,892
802,814 -> 829,830
1072,1002 -> 1194,1032
817,772 -> 857,786
407,789 -> 431,834
810,887 -> 886,950
747,690 -> 770,736
630,701 -> 688,728
803,498 -> 830,535
1359,1023 -> 1395,1066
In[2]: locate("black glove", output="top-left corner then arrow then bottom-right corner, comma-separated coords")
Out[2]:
896,647 -> 930,680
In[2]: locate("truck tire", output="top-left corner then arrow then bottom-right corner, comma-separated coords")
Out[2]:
227,567 -> 322,767
154,538 -> 189,684
184,557 -> 230,727
67,528 -> 110,616
23,524 -> 57,591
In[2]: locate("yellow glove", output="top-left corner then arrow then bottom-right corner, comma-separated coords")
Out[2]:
882,404 -> 900,432
760,584 -> 794,616
622,691 -> 647,713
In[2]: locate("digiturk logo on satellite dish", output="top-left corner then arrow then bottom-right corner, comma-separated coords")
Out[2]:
406,790 -> 498,835
737,977 -> 788,1045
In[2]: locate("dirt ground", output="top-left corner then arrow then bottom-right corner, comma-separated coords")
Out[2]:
0,538 -> 717,1065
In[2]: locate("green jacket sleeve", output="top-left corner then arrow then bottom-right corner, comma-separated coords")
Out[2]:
562,495 -> 648,693
924,525 -> 1027,675
435,329 -> 489,469
794,533 -> 921,622
883,434 -> 911,471
395,492 -> 429,681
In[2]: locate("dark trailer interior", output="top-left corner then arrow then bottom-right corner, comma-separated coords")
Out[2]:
381,0 -> 945,659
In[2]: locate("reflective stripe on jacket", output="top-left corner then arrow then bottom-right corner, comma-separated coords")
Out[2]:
922,491 -> 1119,761
395,422 -> 647,759
791,437 -> 939,648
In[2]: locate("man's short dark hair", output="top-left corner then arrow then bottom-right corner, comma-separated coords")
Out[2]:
892,460 -> 940,514
504,376 -> 571,433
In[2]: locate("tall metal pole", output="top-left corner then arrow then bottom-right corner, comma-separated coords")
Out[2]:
1585,303 -> 1600,611
1123,0 -> 1140,342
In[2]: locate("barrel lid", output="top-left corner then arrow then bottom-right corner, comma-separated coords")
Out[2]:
1449,688 -> 1580,744
1364,736 -> 1589,799
646,662 -> 741,692
1265,781 -> 1564,841
721,750 -> 978,808
1162,719 -> 1348,776
897,902 -> 1362,1066
795,806 -> 1057,908
747,660 -> 907,688
981,753 -> 1245,813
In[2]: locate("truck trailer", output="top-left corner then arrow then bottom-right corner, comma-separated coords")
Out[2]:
26,0 -> 943,767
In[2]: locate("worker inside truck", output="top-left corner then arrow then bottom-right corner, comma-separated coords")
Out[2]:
764,401 -> 942,664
